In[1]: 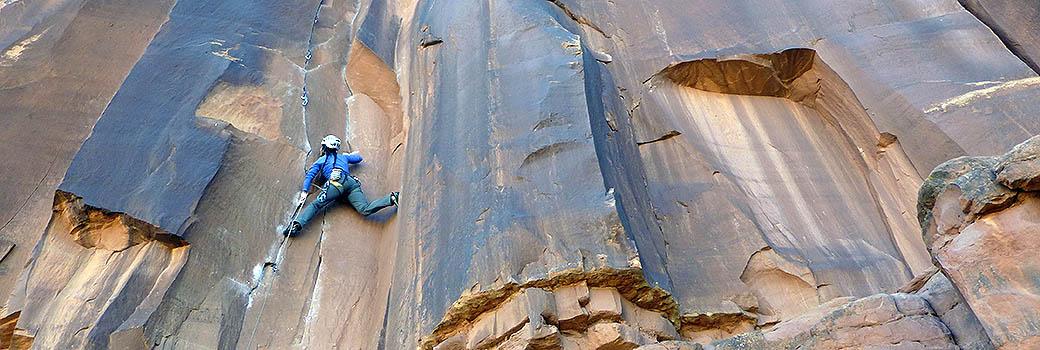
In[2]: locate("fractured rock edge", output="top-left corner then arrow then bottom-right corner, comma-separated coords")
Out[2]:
52,190 -> 187,251
432,282 -> 678,350
424,268 -> 676,350
443,290 -> 967,350
0,190 -> 190,349
653,48 -> 821,104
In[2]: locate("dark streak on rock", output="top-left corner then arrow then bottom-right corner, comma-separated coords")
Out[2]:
476,207 -> 490,223
419,34 -> 443,48
519,140 -> 583,169
547,0 -> 610,38
532,113 -> 572,131
636,130 -> 681,146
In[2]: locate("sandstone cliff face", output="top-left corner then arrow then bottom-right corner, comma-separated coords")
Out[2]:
0,0 -> 1037,349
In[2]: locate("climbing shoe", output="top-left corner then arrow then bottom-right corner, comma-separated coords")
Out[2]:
282,221 -> 301,237
389,192 -> 400,206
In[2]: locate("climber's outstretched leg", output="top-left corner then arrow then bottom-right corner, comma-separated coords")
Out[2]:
285,183 -> 345,236
341,176 -> 398,216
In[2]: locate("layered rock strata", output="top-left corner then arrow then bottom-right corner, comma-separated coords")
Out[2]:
431,282 -> 679,350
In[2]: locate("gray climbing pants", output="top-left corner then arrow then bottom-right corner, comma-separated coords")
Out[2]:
294,176 -> 395,228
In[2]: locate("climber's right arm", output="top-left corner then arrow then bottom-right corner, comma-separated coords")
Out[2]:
345,151 -> 362,164
301,158 -> 325,192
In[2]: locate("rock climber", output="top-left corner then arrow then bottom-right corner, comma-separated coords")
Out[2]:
283,134 -> 399,236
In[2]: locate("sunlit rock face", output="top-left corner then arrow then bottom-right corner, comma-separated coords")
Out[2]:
0,0 -> 1036,349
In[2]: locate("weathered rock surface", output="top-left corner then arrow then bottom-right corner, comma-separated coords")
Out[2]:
428,283 -> 676,350
995,136 -> 1040,191
0,0 -> 1038,349
919,135 -> 1040,349
624,292 -> 963,350
710,293 -> 958,350
914,272 -> 994,350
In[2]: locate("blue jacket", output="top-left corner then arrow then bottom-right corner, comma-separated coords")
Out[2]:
302,153 -> 362,191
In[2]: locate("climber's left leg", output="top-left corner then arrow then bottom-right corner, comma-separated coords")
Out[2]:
341,176 -> 396,216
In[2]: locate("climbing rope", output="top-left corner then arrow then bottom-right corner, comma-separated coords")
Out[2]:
244,199 -> 299,349
246,0 -> 325,346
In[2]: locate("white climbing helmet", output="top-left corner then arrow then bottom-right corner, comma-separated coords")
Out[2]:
320,135 -> 341,150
